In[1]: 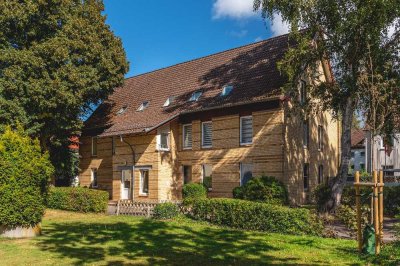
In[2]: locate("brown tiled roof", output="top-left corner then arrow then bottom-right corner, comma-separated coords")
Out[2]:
84,33 -> 293,137
351,129 -> 365,148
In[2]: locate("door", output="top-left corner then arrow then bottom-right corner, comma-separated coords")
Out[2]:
121,169 -> 133,200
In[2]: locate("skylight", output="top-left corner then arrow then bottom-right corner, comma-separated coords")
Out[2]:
163,96 -> 175,107
116,105 -> 127,115
221,85 -> 233,97
189,90 -> 202,102
137,101 -> 149,111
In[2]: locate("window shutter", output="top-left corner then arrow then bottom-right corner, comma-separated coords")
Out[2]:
202,122 -> 212,147
183,125 -> 192,148
240,116 -> 253,144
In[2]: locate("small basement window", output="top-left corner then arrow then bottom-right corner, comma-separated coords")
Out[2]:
91,168 -> 98,188
221,85 -> 233,97
163,96 -> 175,107
116,105 -> 127,115
137,101 -> 149,111
189,90 -> 202,102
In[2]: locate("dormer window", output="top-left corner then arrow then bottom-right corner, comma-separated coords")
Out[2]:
163,96 -> 175,107
116,105 -> 127,115
137,101 -> 149,111
189,90 -> 202,102
221,85 -> 233,97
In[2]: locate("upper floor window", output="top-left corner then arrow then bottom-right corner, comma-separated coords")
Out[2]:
303,120 -> 309,148
299,80 -> 307,104
221,85 -> 233,97
91,168 -> 98,188
91,137 -> 98,156
156,125 -> 170,151
318,125 -> 323,151
137,101 -> 149,111
189,90 -> 202,102
303,163 -> 309,191
240,116 -> 253,145
202,121 -> 212,148
183,124 -> 193,149
163,96 -> 175,107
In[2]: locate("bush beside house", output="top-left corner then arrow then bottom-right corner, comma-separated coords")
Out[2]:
47,187 -> 109,213
0,126 -> 54,230
182,183 -> 207,202
153,203 -> 180,220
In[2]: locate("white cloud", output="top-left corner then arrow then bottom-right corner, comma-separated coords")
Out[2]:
270,13 -> 290,36
212,0 -> 256,20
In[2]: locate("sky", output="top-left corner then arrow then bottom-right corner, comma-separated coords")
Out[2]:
103,0 -> 289,78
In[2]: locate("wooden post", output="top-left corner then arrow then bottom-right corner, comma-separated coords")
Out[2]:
373,171 -> 380,254
378,171 -> 384,244
355,171 -> 362,253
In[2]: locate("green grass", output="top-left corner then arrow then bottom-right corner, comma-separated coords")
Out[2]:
0,210 -> 397,265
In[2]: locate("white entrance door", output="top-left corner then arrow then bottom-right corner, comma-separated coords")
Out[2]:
121,169 -> 133,200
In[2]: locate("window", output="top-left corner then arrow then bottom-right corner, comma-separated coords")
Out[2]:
163,96 -> 175,107
303,120 -> 309,148
112,137 -> 116,155
183,124 -> 192,149
137,101 -> 149,111
360,151 -> 365,157
383,165 -> 394,177
221,85 -> 233,96
189,90 -> 202,102
202,164 -> 213,191
183,165 -> 192,184
156,125 -> 170,151
140,169 -> 149,195
303,163 -> 309,191
360,163 -> 365,170
91,168 -> 98,188
240,163 -> 253,186
318,165 -> 324,184
240,116 -> 253,145
299,80 -> 307,104
91,137 -> 98,156
318,125 -> 323,150
202,121 -> 212,148
116,105 -> 127,115
351,151 -> 355,157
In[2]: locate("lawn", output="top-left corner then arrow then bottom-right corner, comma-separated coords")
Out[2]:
0,210 -> 396,266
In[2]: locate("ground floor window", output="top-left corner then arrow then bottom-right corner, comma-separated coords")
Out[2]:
240,163 -> 253,186
318,165 -> 323,184
202,164 -> 213,191
303,163 -> 309,191
183,165 -> 192,184
91,168 -> 98,188
140,169 -> 149,195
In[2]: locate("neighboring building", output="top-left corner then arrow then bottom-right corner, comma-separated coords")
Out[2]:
79,33 -> 340,204
350,129 -> 367,172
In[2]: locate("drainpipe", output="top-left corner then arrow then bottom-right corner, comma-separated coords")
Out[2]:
120,135 -> 135,165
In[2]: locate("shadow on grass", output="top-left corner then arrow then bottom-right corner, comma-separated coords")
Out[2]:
35,218 -> 316,266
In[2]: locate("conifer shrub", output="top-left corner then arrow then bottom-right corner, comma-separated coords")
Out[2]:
0,126 -> 54,227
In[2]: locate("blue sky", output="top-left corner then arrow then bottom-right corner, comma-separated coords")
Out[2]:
103,0 -> 289,77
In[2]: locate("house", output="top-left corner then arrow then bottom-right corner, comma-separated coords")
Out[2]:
350,128 -> 367,172
78,33 -> 340,204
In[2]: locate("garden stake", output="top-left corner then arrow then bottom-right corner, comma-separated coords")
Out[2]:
373,171 -> 380,254
379,171 -> 384,244
355,171 -> 362,253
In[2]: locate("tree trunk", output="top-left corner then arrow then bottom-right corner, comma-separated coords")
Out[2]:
324,97 -> 354,213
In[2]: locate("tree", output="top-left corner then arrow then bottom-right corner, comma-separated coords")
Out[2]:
254,0 -> 400,212
0,0 -> 128,182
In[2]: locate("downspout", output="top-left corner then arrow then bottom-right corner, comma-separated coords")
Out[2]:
120,135 -> 135,165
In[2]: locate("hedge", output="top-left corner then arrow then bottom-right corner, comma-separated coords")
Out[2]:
182,183 -> 207,201
189,198 -> 323,235
47,187 -> 109,213
153,203 -> 180,219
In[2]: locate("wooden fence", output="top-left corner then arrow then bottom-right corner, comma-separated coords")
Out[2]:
116,200 -> 181,217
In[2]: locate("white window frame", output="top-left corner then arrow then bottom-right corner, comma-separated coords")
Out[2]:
137,101 -> 149,111
91,168 -> 98,188
91,137 -> 98,156
240,116 -> 253,145
189,90 -> 202,102
156,124 -> 170,151
201,121 -> 213,148
139,169 -> 149,196
182,124 -> 192,150
163,96 -> 175,107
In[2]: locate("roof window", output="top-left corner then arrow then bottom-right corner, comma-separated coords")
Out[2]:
221,85 -> 233,97
137,101 -> 149,111
189,90 -> 202,102
163,96 -> 175,107
116,105 -> 127,115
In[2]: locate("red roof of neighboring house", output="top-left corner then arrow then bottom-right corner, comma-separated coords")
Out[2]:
84,33 -> 293,137
351,129 -> 365,148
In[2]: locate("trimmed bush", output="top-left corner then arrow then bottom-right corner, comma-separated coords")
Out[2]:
182,183 -> 207,201
233,176 -> 288,205
47,187 -> 109,213
0,126 -> 54,227
189,198 -> 323,235
384,186 -> 400,216
153,203 -> 180,219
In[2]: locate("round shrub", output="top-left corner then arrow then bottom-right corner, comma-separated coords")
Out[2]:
233,176 -> 288,205
0,126 -> 54,227
47,187 -> 109,213
312,184 -> 332,212
153,203 -> 180,219
182,183 -> 207,200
